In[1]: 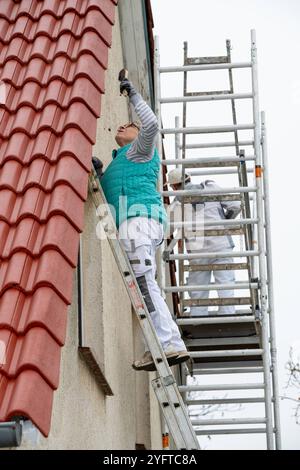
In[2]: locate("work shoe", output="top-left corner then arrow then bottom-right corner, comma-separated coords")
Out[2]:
132,351 -> 155,371
164,345 -> 179,365
132,347 -> 180,372
168,350 -> 191,366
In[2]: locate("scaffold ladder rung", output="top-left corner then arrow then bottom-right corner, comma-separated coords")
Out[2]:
159,62 -> 252,73
187,366 -> 264,375
176,315 -> 255,325
164,282 -> 257,293
183,297 -> 252,307
160,92 -> 253,104
183,262 -> 248,271
189,349 -> 263,359
162,155 -> 255,166
160,123 -> 254,135
180,140 -> 254,149
179,383 -> 265,392
191,418 -> 266,426
169,251 -> 259,261
186,397 -> 265,405
195,428 -> 267,436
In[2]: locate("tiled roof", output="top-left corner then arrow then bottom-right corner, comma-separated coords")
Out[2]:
0,0 -> 118,437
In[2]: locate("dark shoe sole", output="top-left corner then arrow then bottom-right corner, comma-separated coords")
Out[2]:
132,361 -> 156,372
169,354 -> 191,366
167,354 -> 180,366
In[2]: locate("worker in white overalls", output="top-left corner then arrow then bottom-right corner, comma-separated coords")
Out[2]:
167,168 -> 241,316
101,79 -> 189,371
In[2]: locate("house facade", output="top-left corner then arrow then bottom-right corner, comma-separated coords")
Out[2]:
0,0 -> 162,450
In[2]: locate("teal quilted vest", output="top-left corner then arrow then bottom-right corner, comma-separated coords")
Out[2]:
100,144 -> 167,229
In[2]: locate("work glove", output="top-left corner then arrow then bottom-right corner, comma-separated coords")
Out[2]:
120,79 -> 137,98
225,209 -> 235,219
92,157 -> 104,179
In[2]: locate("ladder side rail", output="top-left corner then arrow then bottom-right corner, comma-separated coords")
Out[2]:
154,36 -> 167,298
226,39 -> 258,318
175,116 -> 181,166
162,145 -> 181,316
164,116 -> 182,315
226,39 -> 240,159
261,110 -> 282,449
89,174 -> 200,449
240,153 -> 260,316
178,41 -> 189,317
151,378 -> 187,450
251,29 -> 274,450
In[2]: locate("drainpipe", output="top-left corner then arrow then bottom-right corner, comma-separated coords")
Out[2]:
77,234 -> 85,347
141,0 -> 155,110
0,421 -> 22,448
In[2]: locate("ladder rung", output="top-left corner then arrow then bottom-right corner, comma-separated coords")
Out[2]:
191,418 -> 266,426
186,162 -> 242,169
186,397 -> 265,405
162,187 -> 257,197
184,262 -> 248,272
204,228 -> 244,236
185,367 -> 264,375
179,383 -> 264,392
159,62 -> 252,73
183,297 -> 252,307
202,228 -> 244,236
185,336 -> 260,348
172,219 -> 257,229
185,90 -> 230,95
169,250 -> 259,260
160,92 -> 253,104
170,219 -> 257,229
180,140 -> 254,149
189,349 -> 263,358
182,195 -> 243,203
192,359 -> 263,370
162,156 -> 255,167
161,124 -> 254,135
164,282 -> 257,293
188,168 -> 253,176
177,315 -> 255,325
223,309 -> 254,314
163,242 -> 249,259
195,428 -> 266,435
186,56 -> 228,65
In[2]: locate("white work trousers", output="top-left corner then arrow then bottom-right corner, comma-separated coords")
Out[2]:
188,256 -> 236,316
119,218 -> 186,352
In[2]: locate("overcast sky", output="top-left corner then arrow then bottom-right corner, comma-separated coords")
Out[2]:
151,0 -> 300,450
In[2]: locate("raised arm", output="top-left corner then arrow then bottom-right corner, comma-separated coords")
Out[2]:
120,79 -> 159,162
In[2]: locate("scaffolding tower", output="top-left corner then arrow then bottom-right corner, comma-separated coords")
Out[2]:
154,30 -> 281,449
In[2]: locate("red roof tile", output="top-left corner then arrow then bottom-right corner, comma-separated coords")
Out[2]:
0,0 -> 117,437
